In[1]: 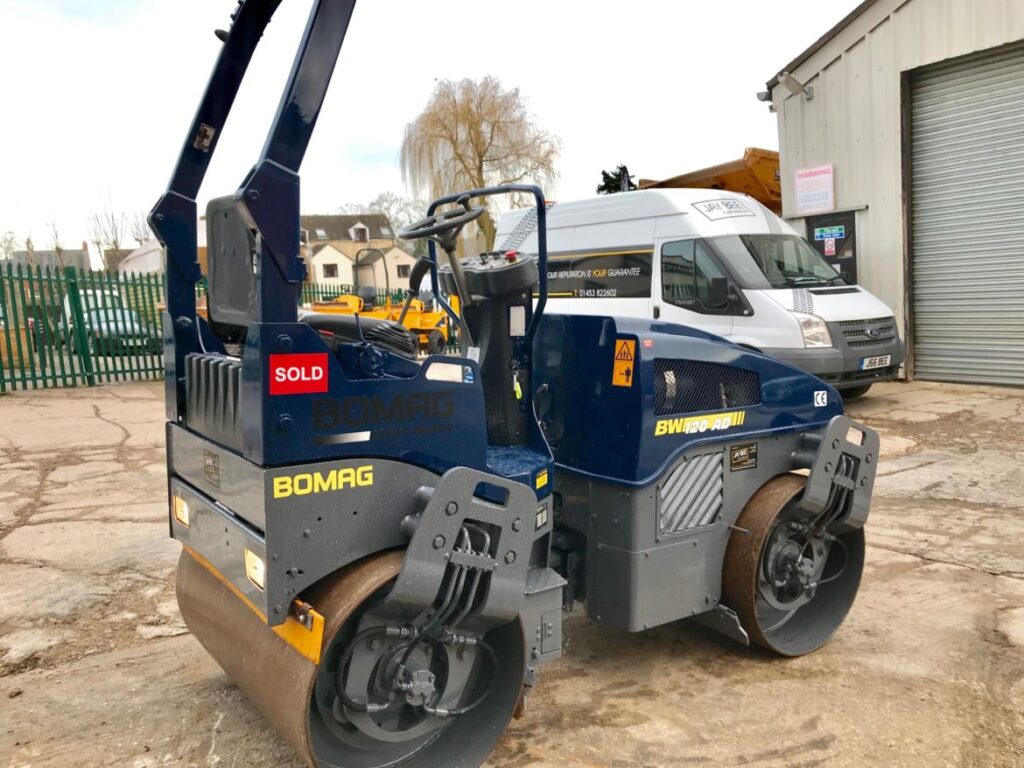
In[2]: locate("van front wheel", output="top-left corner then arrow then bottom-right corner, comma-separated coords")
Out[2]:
841,384 -> 872,400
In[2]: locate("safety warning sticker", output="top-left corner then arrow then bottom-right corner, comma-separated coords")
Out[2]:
612,339 -> 636,387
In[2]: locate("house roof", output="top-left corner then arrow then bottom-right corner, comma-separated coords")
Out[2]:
389,243 -> 418,258
10,249 -> 90,271
301,213 -> 394,242
311,243 -> 340,257
765,0 -> 877,91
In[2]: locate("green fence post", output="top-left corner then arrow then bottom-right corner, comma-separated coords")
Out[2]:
0,263 -> 13,393
23,264 -> 44,387
11,265 -> 30,390
145,272 -> 162,378
40,266 -> 69,388
64,267 -> 96,387
54,268 -> 82,386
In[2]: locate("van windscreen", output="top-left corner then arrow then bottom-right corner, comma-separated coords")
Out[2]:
710,235 -> 844,289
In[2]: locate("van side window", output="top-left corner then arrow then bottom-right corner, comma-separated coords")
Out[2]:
662,240 -> 728,312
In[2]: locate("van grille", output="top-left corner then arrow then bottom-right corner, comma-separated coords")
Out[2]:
653,359 -> 761,416
838,317 -> 897,349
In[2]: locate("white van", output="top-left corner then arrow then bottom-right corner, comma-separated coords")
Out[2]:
496,189 -> 903,397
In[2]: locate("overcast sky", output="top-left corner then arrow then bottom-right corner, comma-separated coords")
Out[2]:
0,0 -> 859,256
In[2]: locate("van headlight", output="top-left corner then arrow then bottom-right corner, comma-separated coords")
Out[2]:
792,311 -> 833,348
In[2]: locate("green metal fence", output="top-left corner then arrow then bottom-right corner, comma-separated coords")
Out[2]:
299,283 -> 406,307
0,263 -> 165,392
0,265 -> 457,392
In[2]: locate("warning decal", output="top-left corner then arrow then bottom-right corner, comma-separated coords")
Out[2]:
612,339 -> 636,387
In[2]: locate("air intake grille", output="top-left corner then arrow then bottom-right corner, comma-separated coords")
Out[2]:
658,452 -> 723,535
185,353 -> 243,452
653,359 -> 761,416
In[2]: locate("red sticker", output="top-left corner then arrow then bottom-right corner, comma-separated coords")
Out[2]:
269,353 -> 329,396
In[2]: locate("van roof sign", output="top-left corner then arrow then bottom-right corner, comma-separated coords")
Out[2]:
692,199 -> 756,221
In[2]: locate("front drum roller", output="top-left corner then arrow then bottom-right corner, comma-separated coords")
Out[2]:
176,549 -> 525,768
722,474 -> 865,657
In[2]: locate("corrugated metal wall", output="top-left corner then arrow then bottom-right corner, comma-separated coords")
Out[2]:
772,0 -> 1024,381
910,43 -> 1024,385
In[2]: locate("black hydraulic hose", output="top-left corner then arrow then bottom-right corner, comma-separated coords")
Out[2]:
422,638 -> 498,718
446,523 -> 491,631
391,530 -> 473,684
334,626 -> 393,714
812,536 -> 850,587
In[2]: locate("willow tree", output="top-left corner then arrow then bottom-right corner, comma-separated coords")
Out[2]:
400,76 -> 560,249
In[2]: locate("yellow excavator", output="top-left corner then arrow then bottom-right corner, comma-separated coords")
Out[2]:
311,247 -> 456,354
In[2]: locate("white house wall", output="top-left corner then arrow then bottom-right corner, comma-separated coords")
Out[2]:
772,0 -> 1024,331
310,246 -> 355,285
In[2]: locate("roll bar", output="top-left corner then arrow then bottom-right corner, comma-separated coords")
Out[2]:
148,0 -> 357,420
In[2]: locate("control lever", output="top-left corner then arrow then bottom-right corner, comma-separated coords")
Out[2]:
397,257 -> 433,326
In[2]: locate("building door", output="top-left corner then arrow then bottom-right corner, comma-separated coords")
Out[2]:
806,211 -> 857,284
910,42 -> 1024,385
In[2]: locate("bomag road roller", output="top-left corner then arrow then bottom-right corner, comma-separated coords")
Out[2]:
151,2 -> 880,766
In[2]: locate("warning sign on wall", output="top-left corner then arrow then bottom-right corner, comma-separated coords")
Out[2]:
612,339 -> 636,387
794,164 -> 835,215
824,238 -> 836,256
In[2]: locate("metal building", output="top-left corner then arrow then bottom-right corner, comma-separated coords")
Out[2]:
765,0 -> 1024,385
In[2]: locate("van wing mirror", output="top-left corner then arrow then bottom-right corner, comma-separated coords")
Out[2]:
708,276 -> 730,309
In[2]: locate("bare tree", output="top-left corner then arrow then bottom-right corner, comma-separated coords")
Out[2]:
340,191 -> 426,229
130,210 -> 152,245
90,207 -> 127,270
0,232 -> 18,260
340,192 -> 428,256
400,76 -> 560,249
47,221 -> 65,268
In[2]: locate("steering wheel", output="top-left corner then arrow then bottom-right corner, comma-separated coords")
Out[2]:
398,197 -> 485,241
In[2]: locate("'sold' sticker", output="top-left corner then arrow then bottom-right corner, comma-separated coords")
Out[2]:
269,353 -> 329,396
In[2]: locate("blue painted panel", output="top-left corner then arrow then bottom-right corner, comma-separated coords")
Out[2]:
533,314 -> 843,486
237,323 -> 489,474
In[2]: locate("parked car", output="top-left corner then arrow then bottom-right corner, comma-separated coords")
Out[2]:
496,189 -> 905,399
71,308 -> 161,357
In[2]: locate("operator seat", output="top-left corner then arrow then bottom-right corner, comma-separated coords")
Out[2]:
205,196 -> 258,344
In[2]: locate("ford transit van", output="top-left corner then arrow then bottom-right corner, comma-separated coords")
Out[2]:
496,189 -> 903,397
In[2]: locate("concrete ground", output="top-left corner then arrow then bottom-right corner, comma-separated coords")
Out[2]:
0,380 -> 1021,767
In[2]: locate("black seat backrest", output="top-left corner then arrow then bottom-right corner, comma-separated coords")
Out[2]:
358,285 -> 377,309
206,196 -> 257,341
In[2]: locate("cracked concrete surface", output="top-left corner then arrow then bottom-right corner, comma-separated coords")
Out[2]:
0,380 -> 1022,767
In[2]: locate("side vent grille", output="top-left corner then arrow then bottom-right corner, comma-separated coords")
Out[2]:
185,353 -> 243,452
658,452 -> 723,535
653,359 -> 761,416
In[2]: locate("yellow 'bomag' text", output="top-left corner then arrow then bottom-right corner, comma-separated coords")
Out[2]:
654,410 -> 746,437
273,465 -> 374,498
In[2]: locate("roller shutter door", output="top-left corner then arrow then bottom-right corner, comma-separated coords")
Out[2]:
911,42 -> 1024,385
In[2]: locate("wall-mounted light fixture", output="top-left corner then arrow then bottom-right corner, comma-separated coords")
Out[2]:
778,71 -> 814,100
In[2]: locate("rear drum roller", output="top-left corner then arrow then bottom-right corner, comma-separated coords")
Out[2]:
722,474 -> 865,657
176,549 -> 524,768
